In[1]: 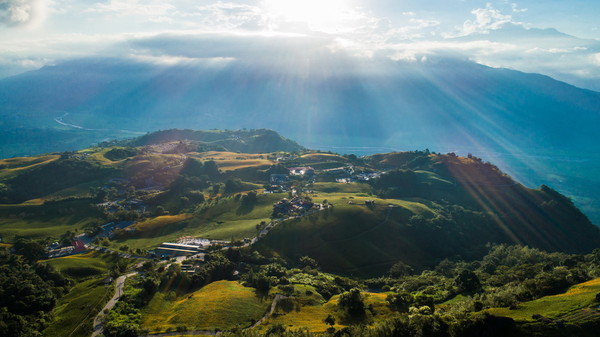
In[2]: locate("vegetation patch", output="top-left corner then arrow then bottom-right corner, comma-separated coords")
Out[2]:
0,155 -> 60,179
312,182 -> 373,194
0,199 -> 103,242
142,280 -> 269,333
131,214 -> 194,236
263,290 -> 394,332
190,151 -> 274,171
299,153 -> 348,162
43,251 -> 121,280
488,278 -> 600,322
43,277 -> 112,337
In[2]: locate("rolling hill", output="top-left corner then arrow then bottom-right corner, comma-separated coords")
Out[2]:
1,56 -> 599,225
1,133 -> 598,272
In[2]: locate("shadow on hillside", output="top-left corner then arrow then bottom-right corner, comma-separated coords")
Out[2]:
236,202 -> 255,215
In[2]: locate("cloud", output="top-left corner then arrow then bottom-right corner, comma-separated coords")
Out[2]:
126,32 -> 335,63
511,3 -> 527,13
385,18 -> 441,41
0,1 -> 599,91
188,2 -> 267,31
461,4 -> 515,36
593,53 -> 600,66
0,0 -> 48,27
86,0 -> 175,17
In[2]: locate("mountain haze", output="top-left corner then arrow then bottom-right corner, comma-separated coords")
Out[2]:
1,56 -> 599,223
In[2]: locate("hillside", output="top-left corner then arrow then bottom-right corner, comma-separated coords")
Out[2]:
2,138 -> 600,337
115,129 -> 305,154
1,56 -> 599,227
1,144 -> 597,272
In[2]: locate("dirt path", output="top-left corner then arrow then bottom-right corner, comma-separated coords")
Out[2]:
91,272 -> 137,337
249,294 -> 288,329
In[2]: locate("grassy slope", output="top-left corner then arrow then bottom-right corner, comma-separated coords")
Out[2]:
0,199 -> 102,242
43,180 -> 105,200
43,277 -> 111,337
0,155 -> 60,179
43,251 -> 118,279
299,153 -> 348,162
488,278 -> 600,322
187,193 -> 282,238
43,252 -> 118,337
312,182 -> 373,194
257,193 -> 436,276
189,151 -> 274,171
111,194 -> 281,250
132,214 -> 194,233
142,280 -> 269,333
262,289 -> 395,333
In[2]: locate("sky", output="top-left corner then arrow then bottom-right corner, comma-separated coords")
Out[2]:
1,0 -> 600,90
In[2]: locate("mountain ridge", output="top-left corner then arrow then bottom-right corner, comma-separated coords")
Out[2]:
1,56 -> 600,225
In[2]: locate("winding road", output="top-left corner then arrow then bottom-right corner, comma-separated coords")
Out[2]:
91,272 -> 137,337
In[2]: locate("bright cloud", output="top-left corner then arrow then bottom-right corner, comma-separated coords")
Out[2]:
86,0 -> 175,17
0,1 -> 599,91
190,2 -> 267,30
0,0 -> 48,26
461,3 -> 515,36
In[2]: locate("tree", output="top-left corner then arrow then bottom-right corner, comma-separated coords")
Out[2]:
241,191 -> 257,206
338,288 -> 365,318
13,238 -> 46,263
324,314 -> 336,327
155,206 -> 166,216
266,323 -> 285,336
299,256 -> 319,269
388,261 -> 413,278
203,160 -> 220,179
387,292 -> 414,312
455,269 -> 482,293
211,184 -> 221,196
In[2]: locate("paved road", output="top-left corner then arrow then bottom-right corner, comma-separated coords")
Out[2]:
91,272 -> 137,337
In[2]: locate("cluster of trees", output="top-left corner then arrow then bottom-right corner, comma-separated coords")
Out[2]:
104,148 -> 139,161
367,244 -> 600,313
109,241 -> 600,337
217,313 -> 518,337
368,169 -> 424,198
104,299 -> 143,337
0,249 -> 71,337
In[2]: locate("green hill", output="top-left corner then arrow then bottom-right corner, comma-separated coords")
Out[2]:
256,153 -> 600,276
115,128 -> 305,154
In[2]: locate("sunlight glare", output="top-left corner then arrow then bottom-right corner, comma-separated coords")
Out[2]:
263,0 -> 355,33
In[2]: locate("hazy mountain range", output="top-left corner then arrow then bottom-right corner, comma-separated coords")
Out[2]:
1,56 -> 599,223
